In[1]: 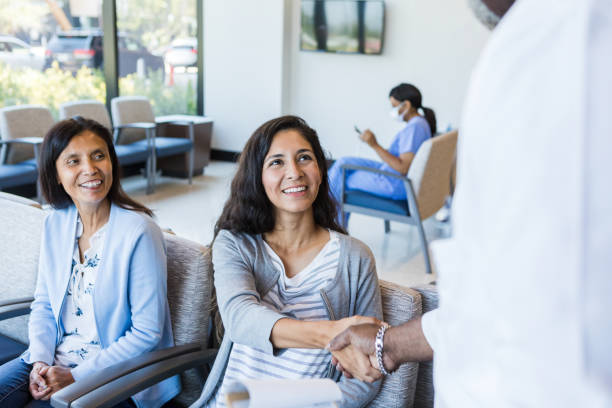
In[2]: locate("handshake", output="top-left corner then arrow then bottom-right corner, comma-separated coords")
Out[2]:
326,316 -> 399,383
327,315 -> 433,383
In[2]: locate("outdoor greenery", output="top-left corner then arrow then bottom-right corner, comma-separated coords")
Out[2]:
0,63 -> 196,118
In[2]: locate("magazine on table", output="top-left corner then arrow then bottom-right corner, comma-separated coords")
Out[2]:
224,378 -> 341,408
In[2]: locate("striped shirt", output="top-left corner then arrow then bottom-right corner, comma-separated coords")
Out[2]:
207,230 -> 340,408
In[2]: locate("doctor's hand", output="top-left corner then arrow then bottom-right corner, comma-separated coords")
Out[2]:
38,365 -> 75,400
359,129 -> 379,148
29,362 -> 52,400
329,323 -> 399,378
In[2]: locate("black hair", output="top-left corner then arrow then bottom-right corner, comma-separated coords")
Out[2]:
389,83 -> 437,135
39,116 -> 153,217
214,115 -> 346,238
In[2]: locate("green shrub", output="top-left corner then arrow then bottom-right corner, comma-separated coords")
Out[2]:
0,63 -> 195,119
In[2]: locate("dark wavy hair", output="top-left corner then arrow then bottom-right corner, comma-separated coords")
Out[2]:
389,83 -> 437,135
214,115 -> 346,238
39,116 -> 152,217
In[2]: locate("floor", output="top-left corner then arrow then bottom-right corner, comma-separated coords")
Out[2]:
122,161 -> 451,288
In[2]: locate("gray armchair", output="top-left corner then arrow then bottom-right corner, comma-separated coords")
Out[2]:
340,130 -> 458,274
0,105 -> 51,201
110,96 -> 195,194
0,193 -> 45,363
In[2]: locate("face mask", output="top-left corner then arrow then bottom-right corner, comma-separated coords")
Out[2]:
389,102 -> 406,122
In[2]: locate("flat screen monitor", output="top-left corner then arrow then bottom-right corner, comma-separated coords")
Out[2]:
301,0 -> 385,55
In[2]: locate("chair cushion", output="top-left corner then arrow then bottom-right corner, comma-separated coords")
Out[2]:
0,164 -> 38,189
344,190 -> 409,216
369,280 -> 422,408
153,137 -> 193,157
114,144 -> 150,166
164,233 -> 213,406
0,335 -> 27,365
0,195 -> 45,345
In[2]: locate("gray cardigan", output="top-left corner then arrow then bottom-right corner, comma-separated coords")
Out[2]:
193,229 -> 383,408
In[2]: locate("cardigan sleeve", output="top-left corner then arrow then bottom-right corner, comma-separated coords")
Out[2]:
336,239 -> 383,408
212,230 -> 285,355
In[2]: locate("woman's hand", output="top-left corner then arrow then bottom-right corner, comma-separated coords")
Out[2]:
29,362 -> 52,400
37,365 -> 75,400
331,344 -> 382,383
359,129 -> 379,148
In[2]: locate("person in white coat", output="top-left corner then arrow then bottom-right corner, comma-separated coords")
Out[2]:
328,0 -> 612,406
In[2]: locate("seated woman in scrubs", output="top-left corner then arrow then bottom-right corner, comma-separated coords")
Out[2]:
328,83 -> 436,225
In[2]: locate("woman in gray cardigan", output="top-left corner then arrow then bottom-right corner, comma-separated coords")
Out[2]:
194,116 -> 384,408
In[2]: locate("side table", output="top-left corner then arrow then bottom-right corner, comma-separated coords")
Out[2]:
155,115 -> 213,177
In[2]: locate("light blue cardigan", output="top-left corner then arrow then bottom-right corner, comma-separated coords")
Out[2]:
22,203 -> 180,408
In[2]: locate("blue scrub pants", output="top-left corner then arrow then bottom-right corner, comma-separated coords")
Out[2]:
328,156 -> 406,226
0,357 -> 136,408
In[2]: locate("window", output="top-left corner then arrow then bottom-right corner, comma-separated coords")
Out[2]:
117,0 -> 198,116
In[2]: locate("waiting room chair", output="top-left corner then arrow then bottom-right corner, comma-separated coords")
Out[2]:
0,105 -> 52,201
0,193 -> 45,364
59,100 -> 154,192
340,130 -> 458,274
110,96 -> 195,194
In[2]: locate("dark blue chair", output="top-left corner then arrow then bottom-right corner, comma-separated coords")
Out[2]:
340,130 -> 458,274
111,96 -> 195,194
0,138 -> 43,201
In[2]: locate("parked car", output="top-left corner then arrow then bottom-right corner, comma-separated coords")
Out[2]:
164,37 -> 197,67
0,35 -> 45,70
44,30 -> 164,76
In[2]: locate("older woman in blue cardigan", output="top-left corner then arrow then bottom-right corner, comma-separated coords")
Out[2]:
0,117 -> 179,408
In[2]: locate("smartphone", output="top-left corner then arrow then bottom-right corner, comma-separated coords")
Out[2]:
354,125 -> 362,135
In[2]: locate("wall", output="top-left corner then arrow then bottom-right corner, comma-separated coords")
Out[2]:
203,0 -> 286,152
284,0 -> 490,158
204,0 -> 490,157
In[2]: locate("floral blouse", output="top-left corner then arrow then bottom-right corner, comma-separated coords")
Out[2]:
53,217 -> 107,368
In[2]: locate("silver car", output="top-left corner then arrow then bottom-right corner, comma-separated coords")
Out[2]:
0,36 -> 45,70
164,38 -> 198,67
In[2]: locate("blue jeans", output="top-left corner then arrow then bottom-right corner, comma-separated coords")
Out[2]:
0,357 -> 136,408
328,156 -> 406,226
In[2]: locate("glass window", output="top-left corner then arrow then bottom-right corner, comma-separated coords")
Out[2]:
0,1 -> 105,119
117,0 -> 198,116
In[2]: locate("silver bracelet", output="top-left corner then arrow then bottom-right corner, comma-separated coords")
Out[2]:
375,324 -> 391,375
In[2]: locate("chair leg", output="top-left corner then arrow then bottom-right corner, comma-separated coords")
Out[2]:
145,156 -> 153,195
384,220 -> 390,233
188,124 -> 194,185
416,220 -> 433,274
146,128 -> 157,194
188,149 -> 194,185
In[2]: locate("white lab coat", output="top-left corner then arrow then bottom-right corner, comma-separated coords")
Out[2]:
422,0 -> 612,406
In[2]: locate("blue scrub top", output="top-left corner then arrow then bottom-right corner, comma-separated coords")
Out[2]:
380,115 -> 432,174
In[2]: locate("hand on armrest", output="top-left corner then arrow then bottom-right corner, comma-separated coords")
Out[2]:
50,343 -> 205,408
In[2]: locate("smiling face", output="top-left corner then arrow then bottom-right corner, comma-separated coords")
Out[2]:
261,129 -> 322,218
55,130 -> 113,212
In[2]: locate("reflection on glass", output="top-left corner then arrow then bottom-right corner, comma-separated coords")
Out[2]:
300,0 -> 384,55
0,1 -> 105,118
117,0 -> 197,116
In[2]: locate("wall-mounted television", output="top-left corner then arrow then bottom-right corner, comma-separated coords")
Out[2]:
300,0 -> 385,55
